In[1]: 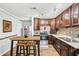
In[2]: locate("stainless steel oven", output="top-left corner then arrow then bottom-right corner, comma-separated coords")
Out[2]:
40,35 -> 48,40
40,31 -> 48,47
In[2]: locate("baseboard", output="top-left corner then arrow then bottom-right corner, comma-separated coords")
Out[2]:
0,45 -> 16,56
0,48 -> 10,56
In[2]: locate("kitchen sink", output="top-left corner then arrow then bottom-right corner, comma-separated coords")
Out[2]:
58,37 -> 79,43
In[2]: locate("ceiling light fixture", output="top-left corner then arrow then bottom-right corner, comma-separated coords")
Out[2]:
30,7 -> 37,10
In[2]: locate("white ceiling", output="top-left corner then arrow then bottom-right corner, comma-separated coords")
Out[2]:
0,3 -> 73,20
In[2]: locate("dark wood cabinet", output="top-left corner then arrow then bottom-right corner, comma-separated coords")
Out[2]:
55,38 -> 61,54
40,19 -> 51,26
71,4 -> 79,25
60,44 -> 69,56
55,16 -> 61,29
34,18 -> 40,30
52,36 -> 69,56
46,3 -> 79,32
48,35 -> 53,44
60,42 -> 69,56
62,8 -> 71,27
52,35 -> 79,56
34,18 -> 51,30
50,19 -> 55,29
55,3 -> 79,28
50,19 -> 56,34
48,19 -> 51,26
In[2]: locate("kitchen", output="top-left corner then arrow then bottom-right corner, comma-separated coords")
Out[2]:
34,3 -> 79,56
0,3 -> 79,56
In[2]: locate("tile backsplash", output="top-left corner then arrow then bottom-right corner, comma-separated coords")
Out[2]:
57,27 -> 79,38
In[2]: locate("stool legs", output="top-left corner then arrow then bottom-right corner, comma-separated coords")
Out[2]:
26,46 -> 29,56
33,46 -> 36,56
16,45 -> 37,56
28,46 -> 36,56
16,45 -> 25,56
23,46 -> 25,56
28,46 -> 30,55
16,45 -> 19,56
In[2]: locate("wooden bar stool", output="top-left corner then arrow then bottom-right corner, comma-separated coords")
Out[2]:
16,41 -> 37,56
16,43 -> 26,56
26,42 -> 36,56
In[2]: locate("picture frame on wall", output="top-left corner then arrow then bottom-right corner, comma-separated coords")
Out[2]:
3,20 -> 12,32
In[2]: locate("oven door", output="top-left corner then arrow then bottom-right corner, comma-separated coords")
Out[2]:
40,35 -> 48,40
40,35 -> 48,47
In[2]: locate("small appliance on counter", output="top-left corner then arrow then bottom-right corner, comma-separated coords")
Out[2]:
34,30 -> 40,35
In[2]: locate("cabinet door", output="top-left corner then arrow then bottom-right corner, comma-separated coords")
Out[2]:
56,15 -> 63,28
34,18 -> 37,30
72,4 -> 79,25
50,19 -> 55,29
48,19 -> 51,26
34,18 -> 40,30
56,16 -> 60,28
60,44 -> 68,56
37,19 -> 40,30
40,20 -> 49,26
40,19 -> 51,26
62,8 -> 70,27
56,40 -> 61,54
40,20 -> 45,25
48,35 -> 52,44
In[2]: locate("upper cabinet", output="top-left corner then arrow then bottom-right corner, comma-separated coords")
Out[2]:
34,18 -> 40,30
50,19 -> 56,29
56,15 -> 62,28
40,19 -> 51,26
55,18 -> 58,28
34,18 -> 51,31
62,8 -> 71,27
55,3 -> 79,28
34,3 -> 79,31
40,20 -> 48,25
71,4 -> 79,25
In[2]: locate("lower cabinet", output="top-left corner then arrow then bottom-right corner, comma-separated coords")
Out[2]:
60,44 -> 69,56
54,38 -> 61,54
48,35 -> 53,44
52,36 -> 79,56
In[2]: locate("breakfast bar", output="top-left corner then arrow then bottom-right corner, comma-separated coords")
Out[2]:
10,36 -> 40,56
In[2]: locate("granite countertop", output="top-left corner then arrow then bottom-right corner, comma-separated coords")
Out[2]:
49,34 -> 79,49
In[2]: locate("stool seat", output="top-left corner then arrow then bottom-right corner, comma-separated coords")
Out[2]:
24,43 -> 36,46
16,43 -> 25,46
16,42 -> 36,46
16,41 -> 37,56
